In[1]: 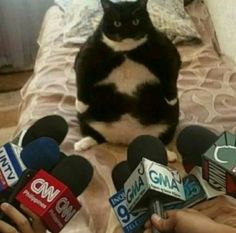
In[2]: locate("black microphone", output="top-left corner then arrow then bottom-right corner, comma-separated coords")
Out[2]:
176,125 -> 218,172
112,161 -> 131,191
124,135 -> 185,233
127,135 -> 168,172
15,155 -> 93,233
51,155 -> 94,196
176,126 -> 225,199
13,115 -> 68,147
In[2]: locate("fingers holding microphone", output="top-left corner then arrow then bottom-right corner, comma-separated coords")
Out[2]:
144,209 -> 221,233
0,203 -> 46,233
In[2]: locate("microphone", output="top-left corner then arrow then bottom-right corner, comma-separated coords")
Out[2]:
110,161 -> 213,232
0,138 -> 62,224
0,137 -> 60,192
163,168 -> 226,211
124,135 -> 185,233
20,137 -> 60,171
110,161 -> 148,233
177,126 -> 236,197
202,131 -> 236,196
163,173 -> 207,210
16,155 -> 93,233
13,115 -> 68,147
112,161 -> 131,191
176,125 -> 218,173
189,166 -> 225,199
127,135 -> 168,172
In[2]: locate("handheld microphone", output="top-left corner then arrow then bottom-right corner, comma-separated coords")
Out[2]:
0,137 -> 60,192
110,161 -> 148,233
13,115 -> 68,147
110,161 -> 211,233
189,166 -> 225,199
176,125 -> 218,173
0,138 -> 61,224
176,126 -> 236,196
112,161 -> 131,191
124,135 -> 185,233
127,135 -> 168,173
16,155 -> 93,233
202,131 -> 236,196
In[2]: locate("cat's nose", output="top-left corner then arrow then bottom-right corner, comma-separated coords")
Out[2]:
114,34 -> 123,41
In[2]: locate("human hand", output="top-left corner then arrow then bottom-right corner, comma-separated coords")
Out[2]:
193,195 -> 236,228
0,203 -> 46,233
144,209 -> 221,233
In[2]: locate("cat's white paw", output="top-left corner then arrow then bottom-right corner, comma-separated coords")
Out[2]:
167,149 -> 177,162
74,137 -> 98,152
75,99 -> 88,114
164,98 -> 178,106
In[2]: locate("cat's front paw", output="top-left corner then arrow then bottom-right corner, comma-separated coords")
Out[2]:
74,137 -> 98,152
164,97 -> 178,106
167,149 -> 177,162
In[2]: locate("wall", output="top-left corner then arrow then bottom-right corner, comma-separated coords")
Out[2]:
0,0 -> 54,72
204,0 -> 236,64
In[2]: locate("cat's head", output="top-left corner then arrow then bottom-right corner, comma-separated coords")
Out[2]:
100,0 -> 150,42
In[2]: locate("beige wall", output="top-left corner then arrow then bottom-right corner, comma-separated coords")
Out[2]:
204,0 -> 236,64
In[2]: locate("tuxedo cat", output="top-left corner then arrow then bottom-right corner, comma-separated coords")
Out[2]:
74,0 -> 181,160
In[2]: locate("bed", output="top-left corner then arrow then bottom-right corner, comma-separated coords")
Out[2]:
15,0 -> 236,232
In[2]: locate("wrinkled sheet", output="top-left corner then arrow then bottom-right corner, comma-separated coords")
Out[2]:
15,1 -> 236,233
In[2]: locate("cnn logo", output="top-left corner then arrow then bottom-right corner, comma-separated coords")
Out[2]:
31,178 -> 60,202
56,197 -> 77,222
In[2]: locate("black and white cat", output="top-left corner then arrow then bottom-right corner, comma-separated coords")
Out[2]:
74,0 -> 181,160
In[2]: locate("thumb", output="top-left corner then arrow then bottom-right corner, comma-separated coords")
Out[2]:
151,214 -> 176,232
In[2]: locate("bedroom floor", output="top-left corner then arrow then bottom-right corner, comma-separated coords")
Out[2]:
0,71 -> 31,146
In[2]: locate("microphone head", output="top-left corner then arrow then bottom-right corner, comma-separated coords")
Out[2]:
22,115 -> 68,147
112,161 -> 131,191
176,125 -> 218,170
51,155 -> 93,196
127,135 -> 168,172
20,137 -> 60,171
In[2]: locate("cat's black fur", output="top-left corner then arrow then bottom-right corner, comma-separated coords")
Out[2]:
74,0 -> 181,147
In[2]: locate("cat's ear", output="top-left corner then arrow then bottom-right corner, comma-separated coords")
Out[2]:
101,0 -> 112,11
138,0 -> 148,7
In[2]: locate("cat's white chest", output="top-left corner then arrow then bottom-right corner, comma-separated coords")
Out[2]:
97,58 -> 159,96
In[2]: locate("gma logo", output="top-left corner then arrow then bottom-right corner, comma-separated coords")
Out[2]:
31,178 -> 61,203
149,170 -> 180,192
126,175 -> 145,204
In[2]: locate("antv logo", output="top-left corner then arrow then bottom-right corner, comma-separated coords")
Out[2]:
0,147 -> 17,182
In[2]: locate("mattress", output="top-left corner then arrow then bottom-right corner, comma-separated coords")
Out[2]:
15,1 -> 236,233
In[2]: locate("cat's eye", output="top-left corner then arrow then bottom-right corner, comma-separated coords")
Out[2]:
132,19 -> 140,26
114,21 -> 122,27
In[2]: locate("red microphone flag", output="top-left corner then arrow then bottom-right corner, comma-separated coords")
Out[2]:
16,169 -> 81,233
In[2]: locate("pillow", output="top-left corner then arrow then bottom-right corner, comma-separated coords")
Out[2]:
63,0 -> 201,45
